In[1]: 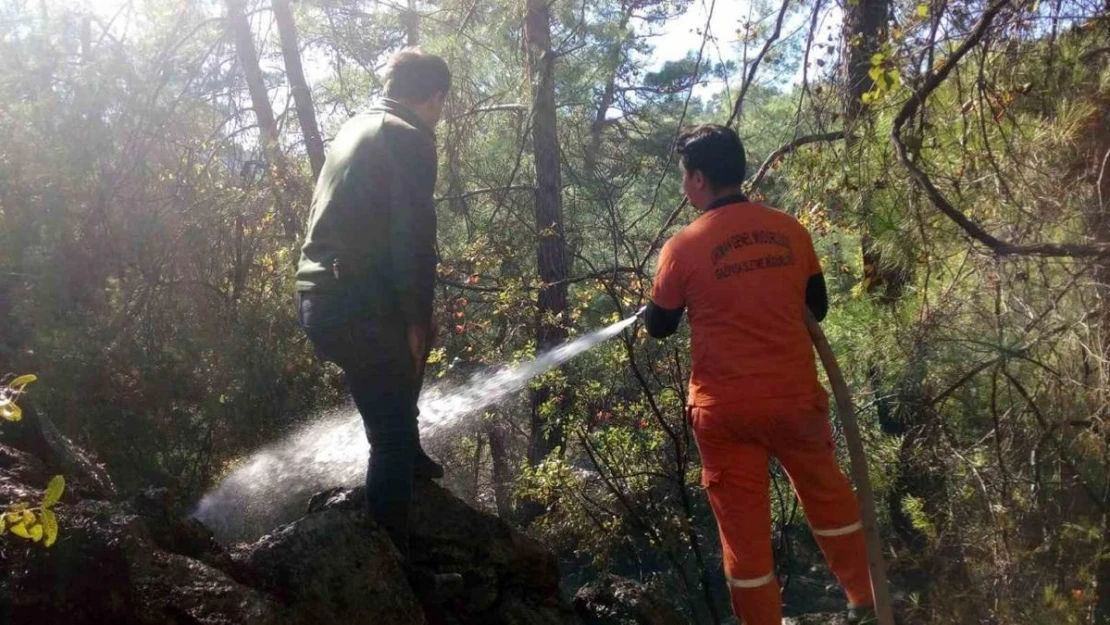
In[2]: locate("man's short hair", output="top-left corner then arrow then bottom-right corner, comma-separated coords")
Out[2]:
675,124 -> 746,189
384,48 -> 451,102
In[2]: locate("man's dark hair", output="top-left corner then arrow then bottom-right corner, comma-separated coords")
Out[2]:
675,124 -> 746,189
384,48 -> 451,102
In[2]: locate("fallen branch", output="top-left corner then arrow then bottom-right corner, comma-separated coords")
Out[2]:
891,0 -> 1110,258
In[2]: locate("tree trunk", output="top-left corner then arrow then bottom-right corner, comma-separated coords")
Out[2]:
841,0 -> 906,300
1084,102 -> 1110,625
523,0 -> 569,471
488,424 -> 513,519
584,11 -> 630,179
469,434 -> 485,505
273,0 -> 326,179
404,0 -> 420,46
227,0 -> 299,239
841,0 -> 887,133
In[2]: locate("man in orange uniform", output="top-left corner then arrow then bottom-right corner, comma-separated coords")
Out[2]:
644,124 -> 876,625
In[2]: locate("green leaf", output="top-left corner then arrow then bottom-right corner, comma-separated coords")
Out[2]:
0,402 -> 21,422
868,67 -> 883,82
888,69 -> 902,87
916,3 -> 928,17
41,510 -> 57,547
10,523 -> 30,539
9,375 -> 37,391
42,475 -> 64,508
29,523 -> 43,542
871,52 -> 884,65
0,515 -> 6,534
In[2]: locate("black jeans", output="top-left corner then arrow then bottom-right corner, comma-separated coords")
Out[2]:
296,291 -> 421,556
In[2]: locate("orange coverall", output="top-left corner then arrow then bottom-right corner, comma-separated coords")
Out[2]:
650,197 -> 874,624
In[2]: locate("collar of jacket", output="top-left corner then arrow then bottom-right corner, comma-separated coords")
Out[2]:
372,98 -> 437,142
705,192 -> 749,211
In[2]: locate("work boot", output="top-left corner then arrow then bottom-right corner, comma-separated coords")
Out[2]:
847,604 -> 878,625
414,449 -> 445,479
404,565 -> 463,604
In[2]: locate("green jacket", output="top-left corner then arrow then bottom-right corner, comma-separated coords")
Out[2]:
296,99 -> 438,330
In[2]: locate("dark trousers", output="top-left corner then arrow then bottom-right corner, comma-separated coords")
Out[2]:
296,291 -> 421,556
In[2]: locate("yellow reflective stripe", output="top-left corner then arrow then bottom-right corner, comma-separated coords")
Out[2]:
812,522 -> 862,537
726,572 -> 775,589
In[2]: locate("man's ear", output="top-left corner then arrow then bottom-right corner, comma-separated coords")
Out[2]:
691,169 -> 708,191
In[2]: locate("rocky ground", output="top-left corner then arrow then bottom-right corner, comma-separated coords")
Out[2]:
0,407 -> 861,624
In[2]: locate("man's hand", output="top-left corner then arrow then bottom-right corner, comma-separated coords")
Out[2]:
407,325 -> 427,376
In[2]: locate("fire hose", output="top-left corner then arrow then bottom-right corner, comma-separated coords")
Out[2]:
806,311 -> 896,625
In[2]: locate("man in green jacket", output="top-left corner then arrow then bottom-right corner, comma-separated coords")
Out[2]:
295,49 -> 448,558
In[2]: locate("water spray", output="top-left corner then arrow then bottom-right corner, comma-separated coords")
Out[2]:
193,312 -> 641,542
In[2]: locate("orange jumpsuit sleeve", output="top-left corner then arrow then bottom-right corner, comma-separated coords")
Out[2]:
651,238 -> 687,310
800,226 -> 822,276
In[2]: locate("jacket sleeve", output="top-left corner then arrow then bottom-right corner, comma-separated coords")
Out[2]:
386,128 -> 439,330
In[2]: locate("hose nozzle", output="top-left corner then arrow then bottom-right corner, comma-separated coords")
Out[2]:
634,305 -> 647,318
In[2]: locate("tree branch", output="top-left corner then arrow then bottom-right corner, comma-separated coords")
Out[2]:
748,131 -> 845,189
436,277 -> 504,293
1080,46 -> 1110,63
436,266 -> 641,293
445,103 -> 527,121
891,0 -> 1110,258
435,185 -> 534,204
727,0 -> 791,127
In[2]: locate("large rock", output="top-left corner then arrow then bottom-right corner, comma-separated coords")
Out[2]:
230,507 -> 425,625
132,551 -> 285,625
309,482 -> 580,625
0,406 -> 118,501
124,487 -> 227,565
0,415 -> 583,625
573,574 -> 686,625
0,496 -> 283,625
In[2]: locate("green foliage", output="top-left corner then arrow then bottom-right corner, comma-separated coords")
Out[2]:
0,374 -> 36,422
861,50 -> 902,105
0,376 -> 64,547
0,476 -> 65,548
